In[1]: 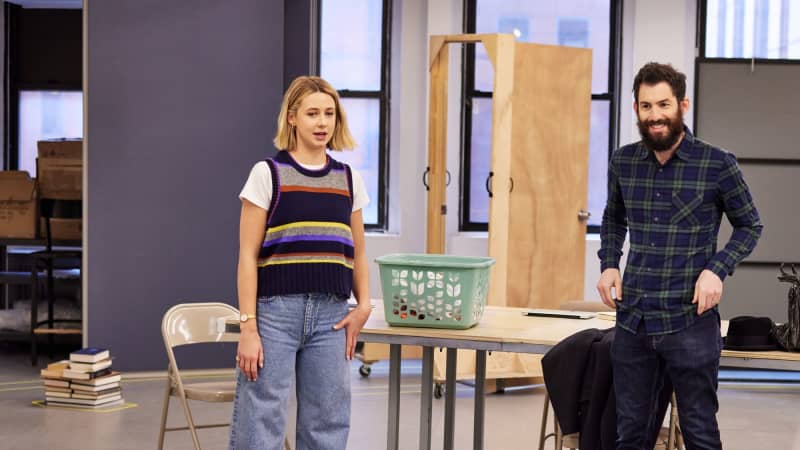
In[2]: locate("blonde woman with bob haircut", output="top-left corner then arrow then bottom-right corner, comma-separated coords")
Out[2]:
229,75 -> 371,450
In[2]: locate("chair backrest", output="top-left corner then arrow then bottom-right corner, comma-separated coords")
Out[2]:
161,302 -> 240,350
40,198 -> 82,251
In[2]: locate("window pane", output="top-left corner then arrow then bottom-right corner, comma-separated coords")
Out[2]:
467,98 -> 609,227
468,98 -> 493,223
474,0 -> 611,93
705,0 -> 800,59
320,0 -> 383,90
332,98 -> 379,225
19,90 -> 83,176
587,100 -> 610,228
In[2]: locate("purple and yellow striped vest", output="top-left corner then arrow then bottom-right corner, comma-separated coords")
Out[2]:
257,150 -> 354,298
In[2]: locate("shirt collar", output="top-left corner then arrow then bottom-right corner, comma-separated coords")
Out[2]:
637,126 -> 694,161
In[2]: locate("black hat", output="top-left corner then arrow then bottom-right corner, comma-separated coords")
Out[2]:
723,316 -> 780,351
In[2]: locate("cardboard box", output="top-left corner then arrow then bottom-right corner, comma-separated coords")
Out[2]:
38,139 -> 82,159
37,139 -> 83,200
0,171 -> 38,238
40,217 -> 82,241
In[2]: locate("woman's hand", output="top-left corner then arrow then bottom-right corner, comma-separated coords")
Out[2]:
237,327 -> 263,381
334,304 -> 371,360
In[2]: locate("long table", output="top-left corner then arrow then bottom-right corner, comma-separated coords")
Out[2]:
356,304 -> 800,450
225,303 -> 800,450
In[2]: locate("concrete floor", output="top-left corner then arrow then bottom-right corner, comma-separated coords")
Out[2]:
2,343 -> 800,450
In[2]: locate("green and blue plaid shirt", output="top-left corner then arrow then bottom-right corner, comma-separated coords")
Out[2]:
599,128 -> 762,335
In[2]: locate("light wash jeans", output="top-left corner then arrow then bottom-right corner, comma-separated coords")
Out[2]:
229,293 -> 350,450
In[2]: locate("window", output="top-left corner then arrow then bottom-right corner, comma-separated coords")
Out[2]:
18,90 -> 83,176
461,0 -> 621,231
319,0 -> 391,229
703,0 -> 800,59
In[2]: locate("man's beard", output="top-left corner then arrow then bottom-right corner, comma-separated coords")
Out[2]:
637,109 -> 684,152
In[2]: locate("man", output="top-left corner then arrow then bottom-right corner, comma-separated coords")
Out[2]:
597,62 -> 762,449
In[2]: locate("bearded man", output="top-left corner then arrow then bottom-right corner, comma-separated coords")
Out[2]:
596,62 -> 763,449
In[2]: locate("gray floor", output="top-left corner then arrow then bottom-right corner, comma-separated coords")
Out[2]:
2,345 -> 800,450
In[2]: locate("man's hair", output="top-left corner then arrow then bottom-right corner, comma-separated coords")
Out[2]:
632,62 -> 687,104
273,76 -> 356,151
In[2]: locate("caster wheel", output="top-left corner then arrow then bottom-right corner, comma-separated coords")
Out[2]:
434,383 -> 444,399
359,364 -> 372,377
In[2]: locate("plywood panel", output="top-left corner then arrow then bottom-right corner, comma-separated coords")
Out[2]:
426,42 -> 449,254
506,43 -> 592,309
485,34 -> 515,307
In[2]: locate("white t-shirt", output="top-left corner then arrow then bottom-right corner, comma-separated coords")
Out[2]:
239,160 -> 369,212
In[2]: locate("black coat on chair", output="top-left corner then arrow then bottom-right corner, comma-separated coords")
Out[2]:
542,327 -> 672,450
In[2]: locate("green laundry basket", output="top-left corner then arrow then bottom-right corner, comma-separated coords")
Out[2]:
375,253 -> 495,329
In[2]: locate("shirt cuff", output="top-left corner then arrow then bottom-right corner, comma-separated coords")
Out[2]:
705,260 -> 729,281
601,259 -> 620,273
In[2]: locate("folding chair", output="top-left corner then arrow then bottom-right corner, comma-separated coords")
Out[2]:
157,302 -> 291,450
538,390 -> 683,450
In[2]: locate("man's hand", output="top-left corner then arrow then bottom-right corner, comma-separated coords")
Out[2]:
597,268 -> 622,309
692,269 -> 723,315
333,304 -> 371,360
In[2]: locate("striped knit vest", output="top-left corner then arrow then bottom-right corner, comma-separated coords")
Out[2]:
257,150 -> 354,298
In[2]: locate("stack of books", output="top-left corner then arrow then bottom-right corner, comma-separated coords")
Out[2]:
41,347 -> 124,408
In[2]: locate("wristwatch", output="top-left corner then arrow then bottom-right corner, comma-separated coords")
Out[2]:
239,313 -> 256,323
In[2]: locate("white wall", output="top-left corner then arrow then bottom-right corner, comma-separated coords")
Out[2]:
364,0 -> 697,303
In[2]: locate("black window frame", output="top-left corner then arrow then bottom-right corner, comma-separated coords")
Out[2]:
316,0 -> 392,232
3,4 -> 83,171
459,0 -> 623,234
694,0 -> 800,164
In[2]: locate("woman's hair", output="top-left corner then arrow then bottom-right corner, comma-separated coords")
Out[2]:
273,76 -> 356,151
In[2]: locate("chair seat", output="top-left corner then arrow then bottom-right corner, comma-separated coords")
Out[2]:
33,327 -> 81,335
177,381 -> 236,402
562,427 -> 676,449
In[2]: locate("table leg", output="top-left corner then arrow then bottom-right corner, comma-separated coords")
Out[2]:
419,346 -> 434,450
444,347 -> 457,450
474,350 -> 486,450
387,343 -> 401,450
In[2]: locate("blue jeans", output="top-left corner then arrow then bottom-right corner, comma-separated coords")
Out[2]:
228,293 -> 350,450
611,311 -> 724,450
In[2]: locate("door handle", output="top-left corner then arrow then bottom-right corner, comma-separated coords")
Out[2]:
578,210 -> 591,222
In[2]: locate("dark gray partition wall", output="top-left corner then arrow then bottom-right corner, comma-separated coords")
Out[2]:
87,0 -> 284,370
696,62 -> 800,160
695,61 -> 800,322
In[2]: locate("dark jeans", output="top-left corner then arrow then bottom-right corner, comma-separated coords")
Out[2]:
611,311 -> 724,450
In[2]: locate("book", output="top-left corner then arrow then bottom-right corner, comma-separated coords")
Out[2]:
68,359 -> 112,373
62,367 -> 112,380
43,379 -> 70,388
44,390 -> 72,398
72,389 -> 122,401
45,398 -> 125,410
39,360 -> 70,379
71,381 -> 120,393
70,372 -> 122,387
69,347 -> 110,363
46,394 -> 122,407
43,386 -> 72,394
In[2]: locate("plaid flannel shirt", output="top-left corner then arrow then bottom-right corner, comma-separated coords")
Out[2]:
599,128 -> 762,335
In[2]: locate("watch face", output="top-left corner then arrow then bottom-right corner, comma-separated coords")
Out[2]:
240,314 -> 248,322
